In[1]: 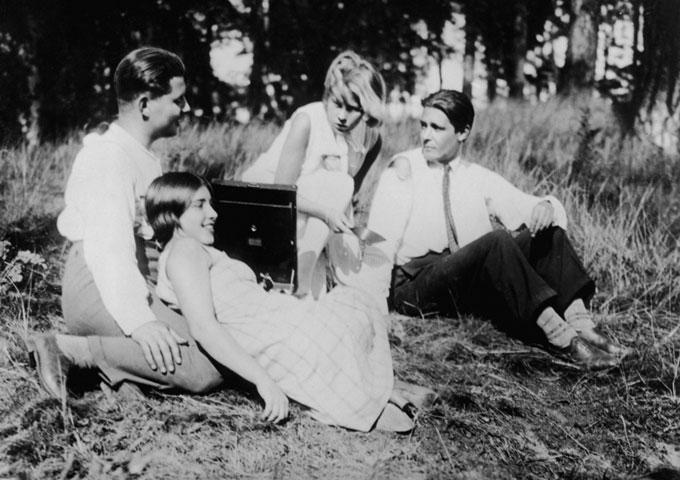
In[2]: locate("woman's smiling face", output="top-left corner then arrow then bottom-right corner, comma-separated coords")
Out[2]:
177,186 -> 217,245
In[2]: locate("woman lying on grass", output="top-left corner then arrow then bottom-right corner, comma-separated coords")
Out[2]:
145,171 -> 425,432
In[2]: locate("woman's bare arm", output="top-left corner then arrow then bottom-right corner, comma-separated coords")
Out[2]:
273,112 -> 351,232
165,237 -> 288,422
274,112 -> 311,184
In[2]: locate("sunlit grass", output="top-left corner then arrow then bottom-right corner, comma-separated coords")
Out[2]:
2,95 -> 680,477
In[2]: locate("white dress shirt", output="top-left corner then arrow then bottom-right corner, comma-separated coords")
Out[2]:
58,123 -> 161,335
356,148 -> 568,310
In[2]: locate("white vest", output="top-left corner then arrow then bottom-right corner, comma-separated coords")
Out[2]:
240,102 -> 349,183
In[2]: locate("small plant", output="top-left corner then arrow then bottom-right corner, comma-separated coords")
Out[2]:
0,239 -> 47,299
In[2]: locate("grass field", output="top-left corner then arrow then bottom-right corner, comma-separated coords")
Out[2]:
1,95 -> 680,479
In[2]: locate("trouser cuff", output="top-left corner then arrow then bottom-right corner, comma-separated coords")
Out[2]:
87,336 -> 119,387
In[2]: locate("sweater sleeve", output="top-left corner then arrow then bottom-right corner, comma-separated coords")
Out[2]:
367,166 -> 414,263
76,145 -> 157,335
482,168 -> 568,231
357,166 -> 413,310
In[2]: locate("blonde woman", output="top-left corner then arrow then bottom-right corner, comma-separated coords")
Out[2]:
241,51 -> 386,298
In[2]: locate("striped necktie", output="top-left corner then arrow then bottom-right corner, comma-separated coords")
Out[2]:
442,163 -> 459,252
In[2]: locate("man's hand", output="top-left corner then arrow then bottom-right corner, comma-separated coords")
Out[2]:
528,200 -> 554,235
130,321 -> 188,374
256,377 -> 289,423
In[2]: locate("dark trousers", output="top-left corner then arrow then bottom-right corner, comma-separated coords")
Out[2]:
390,227 -> 595,333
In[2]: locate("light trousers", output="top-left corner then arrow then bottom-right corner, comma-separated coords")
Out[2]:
61,242 -> 223,392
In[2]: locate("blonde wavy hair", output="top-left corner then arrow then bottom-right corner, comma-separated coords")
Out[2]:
322,51 -> 386,148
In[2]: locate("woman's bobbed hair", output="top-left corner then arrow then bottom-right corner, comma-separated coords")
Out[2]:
145,172 -> 211,247
323,50 -> 386,128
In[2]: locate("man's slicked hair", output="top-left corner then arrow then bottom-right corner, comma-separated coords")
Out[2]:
422,89 -> 474,134
114,46 -> 185,104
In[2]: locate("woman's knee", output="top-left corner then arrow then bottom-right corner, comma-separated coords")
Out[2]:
297,170 -> 353,210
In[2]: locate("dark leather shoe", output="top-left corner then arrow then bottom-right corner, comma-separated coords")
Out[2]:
578,328 -> 632,357
562,336 -> 620,370
25,334 -> 71,399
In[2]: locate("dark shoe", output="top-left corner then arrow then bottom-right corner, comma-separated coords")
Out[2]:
578,328 -> 632,357
25,333 -> 71,399
560,336 -> 620,370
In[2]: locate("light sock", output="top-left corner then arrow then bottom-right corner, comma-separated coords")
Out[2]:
564,298 -> 596,332
55,334 -> 95,368
536,307 -> 577,348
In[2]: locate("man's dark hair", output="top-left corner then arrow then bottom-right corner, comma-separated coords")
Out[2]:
422,90 -> 474,133
114,47 -> 185,103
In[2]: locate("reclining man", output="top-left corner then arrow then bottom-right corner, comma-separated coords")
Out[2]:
364,89 -> 629,369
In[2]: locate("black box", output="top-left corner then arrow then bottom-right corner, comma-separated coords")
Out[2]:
210,179 -> 297,292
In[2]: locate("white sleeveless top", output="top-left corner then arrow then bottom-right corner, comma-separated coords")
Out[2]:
240,102 -> 350,183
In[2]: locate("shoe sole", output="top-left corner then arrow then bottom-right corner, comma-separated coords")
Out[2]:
25,336 -> 67,400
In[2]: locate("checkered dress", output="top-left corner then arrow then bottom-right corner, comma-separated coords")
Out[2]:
158,246 -> 393,431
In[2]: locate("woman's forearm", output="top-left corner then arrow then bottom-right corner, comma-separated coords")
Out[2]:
297,196 -> 330,223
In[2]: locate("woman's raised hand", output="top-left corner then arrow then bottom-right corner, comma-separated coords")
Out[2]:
528,200 -> 554,235
256,377 -> 289,423
324,208 -> 353,234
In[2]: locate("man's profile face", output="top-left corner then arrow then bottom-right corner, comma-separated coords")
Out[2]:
146,76 -> 190,140
420,107 -> 467,164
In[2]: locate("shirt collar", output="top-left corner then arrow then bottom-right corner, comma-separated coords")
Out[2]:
107,122 -> 158,162
426,154 -> 464,171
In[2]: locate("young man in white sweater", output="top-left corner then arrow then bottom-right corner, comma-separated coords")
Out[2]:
364,89 -> 629,369
28,47 -> 223,398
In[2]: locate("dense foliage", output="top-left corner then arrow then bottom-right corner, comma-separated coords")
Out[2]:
2,0 -> 679,145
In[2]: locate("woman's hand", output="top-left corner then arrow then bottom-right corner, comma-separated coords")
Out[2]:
528,200 -> 554,235
323,208 -> 353,234
256,377 -> 289,423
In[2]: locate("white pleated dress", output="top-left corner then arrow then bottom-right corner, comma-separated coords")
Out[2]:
157,245 -> 393,431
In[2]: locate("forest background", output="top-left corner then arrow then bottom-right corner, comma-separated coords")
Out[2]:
1,1 -> 680,479
1,0 -> 680,147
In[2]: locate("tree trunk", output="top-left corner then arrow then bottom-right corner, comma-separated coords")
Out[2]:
463,14 -> 476,98
25,62 -> 40,147
629,0 -> 680,155
487,61 -> 498,102
247,0 -> 268,118
507,2 -> 527,99
559,0 -> 598,94
24,9 -> 40,146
